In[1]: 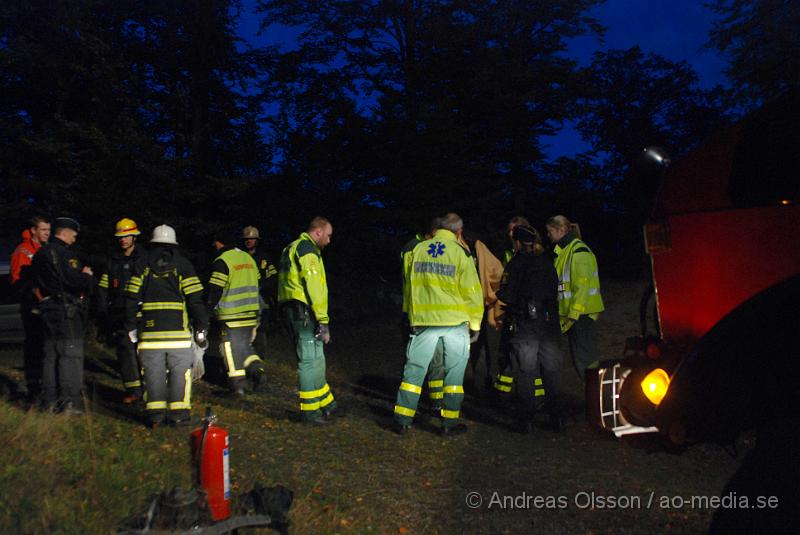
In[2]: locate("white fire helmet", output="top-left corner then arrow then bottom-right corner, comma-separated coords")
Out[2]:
151,224 -> 178,245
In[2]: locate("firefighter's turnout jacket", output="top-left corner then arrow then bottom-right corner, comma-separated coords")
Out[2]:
123,245 -> 208,350
552,233 -> 604,332
248,247 -> 278,305
277,232 -> 328,323
97,245 -> 148,395
98,246 -> 147,318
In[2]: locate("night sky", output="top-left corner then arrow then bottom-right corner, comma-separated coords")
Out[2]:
237,0 -> 729,159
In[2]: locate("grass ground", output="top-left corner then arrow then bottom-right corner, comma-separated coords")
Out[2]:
0,280 -> 750,534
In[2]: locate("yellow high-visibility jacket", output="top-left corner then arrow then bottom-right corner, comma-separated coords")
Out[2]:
405,229 -> 483,331
277,232 -> 329,324
208,247 -> 261,327
553,236 -> 604,332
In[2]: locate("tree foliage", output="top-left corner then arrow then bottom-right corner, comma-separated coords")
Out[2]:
256,0 -> 605,232
705,0 -> 800,108
576,47 -> 727,222
0,0 -> 756,278
0,0 -> 266,252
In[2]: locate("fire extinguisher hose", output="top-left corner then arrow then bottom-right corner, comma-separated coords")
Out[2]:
196,406 -> 213,487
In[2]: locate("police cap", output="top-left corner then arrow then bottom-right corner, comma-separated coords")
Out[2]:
52,217 -> 81,233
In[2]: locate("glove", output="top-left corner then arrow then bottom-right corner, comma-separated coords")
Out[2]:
128,330 -> 138,344
469,330 -> 480,344
315,323 -> 331,344
561,317 -> 576,332
191,341 -> 206,382
194,329 -> 208,350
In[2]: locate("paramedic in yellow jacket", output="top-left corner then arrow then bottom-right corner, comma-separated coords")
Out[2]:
393,213 -> 484,436
278,217 -> 338,424
545,215 -> 604,379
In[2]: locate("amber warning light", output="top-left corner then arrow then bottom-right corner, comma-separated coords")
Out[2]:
640,368 -> 670,406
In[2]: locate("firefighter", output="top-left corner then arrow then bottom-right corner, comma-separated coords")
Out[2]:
32,217 -> 93,414
96,218 -> 146,403
496,225 -> 565,433
545,214 -> 604,379
242,225 -> 278,349
124,225 -> 208,427
393,213 -> 484,436
277,216 -> 338,424
10,215 -> 50,402
208,230 -> 266,395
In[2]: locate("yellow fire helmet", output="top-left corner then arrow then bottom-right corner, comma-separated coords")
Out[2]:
114,218 -> 141,237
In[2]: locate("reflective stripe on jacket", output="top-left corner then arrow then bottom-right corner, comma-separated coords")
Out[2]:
277,232 -> 329,324
209,248 -> 260,323
124,247 -> 207,350
552,237 -> 604,330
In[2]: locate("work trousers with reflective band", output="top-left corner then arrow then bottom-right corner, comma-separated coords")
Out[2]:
567,315 -> 600,380
140,347 -> 193,422
426,339 -> 445,406
494,369 -> 545,398
40,305 -> 85,406
285,312 -> 335,420
508,332 -> 563,421
394,324 -> 469,428
493,323 -> 545,397
116,332 -> 142,394
494,322 -> 512,393
219,323 -> 264,389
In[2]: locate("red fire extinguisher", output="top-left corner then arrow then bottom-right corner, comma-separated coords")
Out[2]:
192,407 -> 231,521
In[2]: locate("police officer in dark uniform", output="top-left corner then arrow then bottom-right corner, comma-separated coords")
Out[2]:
97,218 -> 147,403
496,224 -> 565,433
32,217 -> 93,414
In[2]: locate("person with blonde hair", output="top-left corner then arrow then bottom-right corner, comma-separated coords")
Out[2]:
545,215 -> 604,379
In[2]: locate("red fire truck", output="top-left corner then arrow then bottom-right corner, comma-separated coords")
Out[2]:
588,91 -> 800,444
